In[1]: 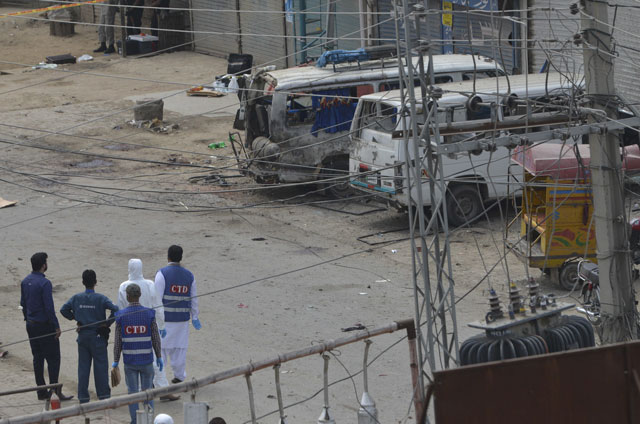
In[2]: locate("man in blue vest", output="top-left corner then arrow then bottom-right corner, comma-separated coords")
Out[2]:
113,283 -> 163,424
60,269 -> 118,403
154,245 -> 201,384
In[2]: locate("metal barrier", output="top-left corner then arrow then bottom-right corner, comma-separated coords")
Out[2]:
0,383 -> 62,398
0,319 -> 420,424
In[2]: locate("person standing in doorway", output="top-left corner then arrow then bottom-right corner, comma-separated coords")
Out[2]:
113,283 -> 164,423
125,0 -> 144,35
60,270 -> 118,403
155,245 -> 201,384
94,0 -> 119,54
150,0 -> 169,38
20,252 -> 73,401
118,258 -> 179,401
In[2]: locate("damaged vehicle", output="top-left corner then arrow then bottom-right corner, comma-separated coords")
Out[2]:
234,53 -> 505,197
348,72 -> 585,226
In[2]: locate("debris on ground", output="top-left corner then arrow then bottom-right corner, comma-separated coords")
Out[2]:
187,86 -> 225,97
167,154 -> 191,164
208,141 -> 226,149
127,118 -> 180,134
45,53 -> 76,64
341,323 -> 366,332
77,54 -> 93,62
0,197 -> 17,208
32,62 -> 57,69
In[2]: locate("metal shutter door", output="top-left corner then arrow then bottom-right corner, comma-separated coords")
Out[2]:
238,0 -> 288,69
191,0 -> 240,57
528,0 -> 580,73
334,0 -> 361,50
450,4 -> 519,73
529,0 -> 640,105
377,0 -> 441,51
610,0 -> 640,105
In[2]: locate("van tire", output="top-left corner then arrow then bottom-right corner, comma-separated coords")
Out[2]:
446,184 -> 484,227
319,156 -> 352,198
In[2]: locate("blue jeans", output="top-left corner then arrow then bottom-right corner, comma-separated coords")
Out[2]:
124,362 -> 154,424
77,331 -> 110,403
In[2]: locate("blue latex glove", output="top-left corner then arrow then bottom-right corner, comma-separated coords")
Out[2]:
192,318 -> 202,330
156,357 -> 164,372
111,361 -> 118,368
159,329 -> 167,338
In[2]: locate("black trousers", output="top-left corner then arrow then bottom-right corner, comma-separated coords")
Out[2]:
127,8 -> 143,35
26,321 -> 61,398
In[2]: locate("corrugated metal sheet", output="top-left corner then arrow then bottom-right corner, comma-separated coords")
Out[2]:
238,0 -> 288,68
609,0 -> 640,106
528,0 -> 640,107
434,340 -> 640,423
377,0 -> 441,50
334,0 -> 360,50
190,0 -> 240,57
450,4 -> 519,73
528,0 -> 580,73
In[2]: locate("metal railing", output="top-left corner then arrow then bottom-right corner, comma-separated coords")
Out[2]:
0,319 -> 420,424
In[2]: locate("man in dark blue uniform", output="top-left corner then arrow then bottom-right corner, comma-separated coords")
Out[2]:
60,269 -> 119,403
20,252 -> 73,401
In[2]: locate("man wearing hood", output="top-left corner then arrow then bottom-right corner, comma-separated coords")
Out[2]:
118,259 -> 180,402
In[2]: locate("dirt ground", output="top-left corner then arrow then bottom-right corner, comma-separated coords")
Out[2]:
0,8 -> 620,424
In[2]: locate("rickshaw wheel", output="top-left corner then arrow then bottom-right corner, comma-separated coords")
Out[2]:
559,261 -> 580,291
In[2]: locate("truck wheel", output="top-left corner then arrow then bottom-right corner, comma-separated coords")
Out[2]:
445,184 -> 483,227
559,261 -> 580,291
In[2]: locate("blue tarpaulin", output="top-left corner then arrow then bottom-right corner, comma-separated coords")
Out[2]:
316,48 -> 369,68
311,89 -> 356,135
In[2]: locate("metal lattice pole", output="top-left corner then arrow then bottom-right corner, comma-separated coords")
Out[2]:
393,0 -> 460,415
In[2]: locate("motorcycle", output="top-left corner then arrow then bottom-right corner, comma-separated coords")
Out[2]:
576,259 -> 601,324
576,217 -> 640,323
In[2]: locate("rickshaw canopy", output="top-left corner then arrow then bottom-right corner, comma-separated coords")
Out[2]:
512,143 -> 640,179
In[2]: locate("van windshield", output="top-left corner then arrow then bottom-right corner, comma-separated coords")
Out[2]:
360,101 -> 399,132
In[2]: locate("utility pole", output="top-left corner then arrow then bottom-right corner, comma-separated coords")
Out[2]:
581,0 -> 637,342
392,2 -> 459,420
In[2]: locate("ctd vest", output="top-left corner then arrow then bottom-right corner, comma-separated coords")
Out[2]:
116,305 -> 155,365
160,265 -> 194,322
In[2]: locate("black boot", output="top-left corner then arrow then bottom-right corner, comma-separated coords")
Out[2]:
93,42 -> 107,53
55,387 -> 74,401
104,44 -> 116,54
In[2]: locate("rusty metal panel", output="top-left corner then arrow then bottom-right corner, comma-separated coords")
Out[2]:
433,342 -> 640,424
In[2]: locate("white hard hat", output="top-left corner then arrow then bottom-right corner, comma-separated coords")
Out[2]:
154,414 -> 174,424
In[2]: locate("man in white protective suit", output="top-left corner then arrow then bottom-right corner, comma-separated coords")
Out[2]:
154,245 -> 201,384
118,258 -> 180,401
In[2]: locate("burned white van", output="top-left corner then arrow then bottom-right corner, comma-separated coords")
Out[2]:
349,73 -> 584,225
235,54 -> 505,196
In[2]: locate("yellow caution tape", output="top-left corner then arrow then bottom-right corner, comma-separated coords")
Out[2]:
0,0 -> 107,19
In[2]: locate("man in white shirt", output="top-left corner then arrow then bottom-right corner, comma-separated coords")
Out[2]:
155,245 -> 201,384
118,258 -> 180,401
